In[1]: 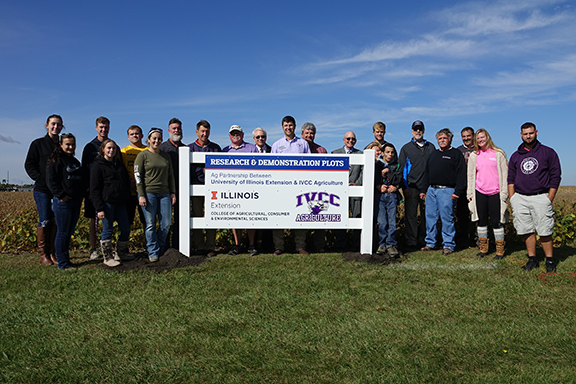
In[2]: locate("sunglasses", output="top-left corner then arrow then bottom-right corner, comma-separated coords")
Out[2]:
254,135 -> 266,139
345,137 -> 356,141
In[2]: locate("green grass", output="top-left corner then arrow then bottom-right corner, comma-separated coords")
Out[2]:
1,247 -> 576,383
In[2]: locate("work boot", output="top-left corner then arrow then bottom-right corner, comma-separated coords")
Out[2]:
115,241 -> 135,261
46,224 -> 58,264
387,245 -> 399,258
101,240 -> 120,267
494,240 -> 505,260
37,226 -> 53,265
477,237 -> 489,258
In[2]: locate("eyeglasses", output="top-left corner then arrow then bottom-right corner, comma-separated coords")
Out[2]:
254,135 -> 266,139
345,137 -> 356,141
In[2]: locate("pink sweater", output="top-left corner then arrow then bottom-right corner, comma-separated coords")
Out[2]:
475,148 -> 499,195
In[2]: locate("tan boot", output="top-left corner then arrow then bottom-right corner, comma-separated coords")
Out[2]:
494,240 -> 505,260
477,237 -> 489,258
115,241 -> 135,261
101,240 -> 121,267
37,227 -> 53,265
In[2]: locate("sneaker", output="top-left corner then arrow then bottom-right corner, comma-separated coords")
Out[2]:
248,246 -> 259,256
149,256 -> 159,263
376,245 -> 387,255
546,259 -> 556,273
61,265 -> 77,271
89,248 -> 100,260
442,248 -> 453,255
420,246 -> 435,251
521,258 -> 539,271
273,249 -> 283,256
206,251 -> 217,258
387,245 -> 399,258
228,245 -> 240,255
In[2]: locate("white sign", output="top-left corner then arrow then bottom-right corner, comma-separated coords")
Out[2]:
204,154 -> 349,228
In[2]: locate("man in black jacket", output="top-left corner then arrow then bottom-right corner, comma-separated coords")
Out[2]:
421,128 -> 466,255
398,121 -> 436,251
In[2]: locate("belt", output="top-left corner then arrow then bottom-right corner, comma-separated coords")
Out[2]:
431,185 -> 451,189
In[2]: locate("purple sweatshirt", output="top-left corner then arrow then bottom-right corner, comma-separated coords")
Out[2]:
188,140 -> 222,184
508,140 -> 561,195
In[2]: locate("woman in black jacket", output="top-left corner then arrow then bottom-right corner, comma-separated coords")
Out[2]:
24,114 -> 64,265
46,133 -> 84,270
90,139 -> 132,267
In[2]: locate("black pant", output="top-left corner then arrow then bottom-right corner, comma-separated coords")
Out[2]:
475,191 -> 501,229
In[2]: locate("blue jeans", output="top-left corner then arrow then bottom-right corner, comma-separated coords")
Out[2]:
377,192 -> 398,247
141,193 -> 172,258
425,187 -> 457,251
101,202 -> 130,242
34,190 -> 55,227
52,198 -> 81,269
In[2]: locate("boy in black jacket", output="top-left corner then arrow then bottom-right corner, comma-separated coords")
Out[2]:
375,143 -> 402,257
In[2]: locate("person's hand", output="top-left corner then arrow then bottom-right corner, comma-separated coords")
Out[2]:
97,211 -> 105,220
388,185 -> 398,193
139,196 -> 147,207
451,194 -> 459,200
419,193 -> 426,200
171,193 -> 176,206
381,168 -> 389,177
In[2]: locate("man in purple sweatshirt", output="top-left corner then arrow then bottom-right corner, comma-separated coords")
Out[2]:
188,120 -> 222,257
508,122 -> 561,272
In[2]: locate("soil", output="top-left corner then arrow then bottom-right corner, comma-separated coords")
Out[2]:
341,251 -> 403,265
97,248 -> 207,273
95,249 -> 401,273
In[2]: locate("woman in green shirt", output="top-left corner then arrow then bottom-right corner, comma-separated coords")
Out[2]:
134,128 -> 176,262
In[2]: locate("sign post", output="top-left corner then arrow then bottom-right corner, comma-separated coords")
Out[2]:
178,148 -> 375,256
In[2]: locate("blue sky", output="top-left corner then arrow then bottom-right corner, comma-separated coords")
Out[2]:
1,0 -> 574,185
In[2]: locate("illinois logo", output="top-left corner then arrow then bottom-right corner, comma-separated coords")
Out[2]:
520,157 -> 538,175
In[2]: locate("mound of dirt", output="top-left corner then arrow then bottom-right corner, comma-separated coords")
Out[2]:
98,248 -> 206,273
342,251 -> 402,265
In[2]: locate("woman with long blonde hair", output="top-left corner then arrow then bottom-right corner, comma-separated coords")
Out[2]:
467,128 -> 508,259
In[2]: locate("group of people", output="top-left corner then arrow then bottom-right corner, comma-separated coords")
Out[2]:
25,114 -> 561,273
365,120 -> 561,273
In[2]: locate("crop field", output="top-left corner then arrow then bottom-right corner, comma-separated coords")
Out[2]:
1,187 -> 574,253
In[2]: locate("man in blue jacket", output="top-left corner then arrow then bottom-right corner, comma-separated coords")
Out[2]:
508,122 -> 561,272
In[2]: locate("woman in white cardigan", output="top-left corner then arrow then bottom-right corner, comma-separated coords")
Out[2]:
467,129 -> 509,259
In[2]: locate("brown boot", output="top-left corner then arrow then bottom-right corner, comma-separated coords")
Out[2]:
494,240 -> 505,260
477,237 -> 489,258
37,227 -> 53,265
47,224 -> 58,264
101,240 -> 121,267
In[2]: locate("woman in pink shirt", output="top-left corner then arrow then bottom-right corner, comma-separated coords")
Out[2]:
467,129 -> 509,259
